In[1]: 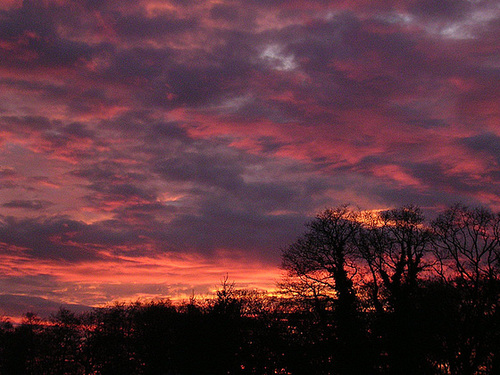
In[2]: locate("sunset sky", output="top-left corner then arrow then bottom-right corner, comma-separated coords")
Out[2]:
0,0 -> 499,318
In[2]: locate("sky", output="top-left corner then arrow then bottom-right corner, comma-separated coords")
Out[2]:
0,0 -> 499,319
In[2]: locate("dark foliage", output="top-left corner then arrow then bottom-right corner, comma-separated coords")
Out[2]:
0,204 -> 498,374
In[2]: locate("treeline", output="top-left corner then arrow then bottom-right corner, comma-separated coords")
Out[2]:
0,203 -> 498,374
0,287 -> 326,375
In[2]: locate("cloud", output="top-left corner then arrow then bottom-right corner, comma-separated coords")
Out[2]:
0,215 -> 131,261
0,294 -> 92,319
0,3 -> 94,70
2,199 -> 52,210
460,132 -> 500,167
0,168 -> 19,189
0,0 -> 499,318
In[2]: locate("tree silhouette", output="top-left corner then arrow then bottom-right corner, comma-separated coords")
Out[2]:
357,205 -> 433,310
355,205 -> 435,373
39,308 -> 85,375
281,206 -> 372,374
432,204 -> 500,375
84,303 -> 139,374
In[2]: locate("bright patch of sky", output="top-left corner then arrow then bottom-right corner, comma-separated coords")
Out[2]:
260,44 -> 298,71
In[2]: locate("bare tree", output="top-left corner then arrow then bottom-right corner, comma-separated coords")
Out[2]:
281,206 -> 361,316
281,206 -> 372,374
432,203 -> 500,287
354,205 -> 436,374
432,204 -> 500,375
356,205 -> 433,311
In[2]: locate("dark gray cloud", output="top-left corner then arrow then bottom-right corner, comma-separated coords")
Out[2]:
460,132 -> 500,164
154,151 -> 245,191
0,2 -> 94,69
410,0 -> 473,19
156,201 -> 307,261
41,123 -> 97,150
209,3 -> 241,22
115,14 -> 199,40
3,200 -> 51,210
0,215 -> 149,261
0,78 -> 70,102
0,168 -> 18,189
71,161 -> 144,182
146,121 -> 191,143
0,294 -> 92,318
0,115 -> 55,132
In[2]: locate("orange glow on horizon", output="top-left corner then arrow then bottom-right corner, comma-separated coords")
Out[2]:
0,249 -> 283,312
